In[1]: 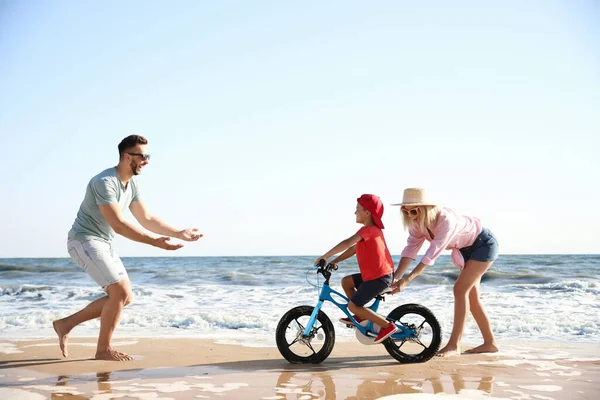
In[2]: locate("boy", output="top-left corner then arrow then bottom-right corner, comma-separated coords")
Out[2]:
315,194 -> 398,344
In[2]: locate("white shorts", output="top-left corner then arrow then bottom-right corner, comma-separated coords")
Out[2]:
67,238 -> 129,289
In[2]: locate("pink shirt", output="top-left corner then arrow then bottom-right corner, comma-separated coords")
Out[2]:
400,207 -> 482,268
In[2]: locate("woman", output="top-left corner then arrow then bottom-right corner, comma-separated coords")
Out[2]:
391,188 -> 499,357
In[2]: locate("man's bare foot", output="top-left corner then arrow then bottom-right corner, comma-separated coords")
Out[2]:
464,342 -> 499,354
436,345 -> 461,357
52,320 -> 70,358
95,347 -> 135,361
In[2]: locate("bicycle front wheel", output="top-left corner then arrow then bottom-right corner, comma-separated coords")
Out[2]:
275,306 -> 335,364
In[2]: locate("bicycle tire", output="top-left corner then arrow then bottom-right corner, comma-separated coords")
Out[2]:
383,303 -> 442,363
275,305 -> 335,364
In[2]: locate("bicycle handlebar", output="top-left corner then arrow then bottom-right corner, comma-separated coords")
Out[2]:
316,258 -> 338,272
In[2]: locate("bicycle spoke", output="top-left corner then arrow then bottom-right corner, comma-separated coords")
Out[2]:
286,319 -> 307,347
413,338 -> 427,349
285,317 -> 322,353
276,305 -> 337,364
379,305 -> 441,363
293,319 -> 306,332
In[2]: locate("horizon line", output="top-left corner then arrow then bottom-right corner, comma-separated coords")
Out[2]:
1,253 -> 599,259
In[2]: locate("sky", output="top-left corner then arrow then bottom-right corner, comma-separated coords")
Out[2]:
0,0 -> 599,257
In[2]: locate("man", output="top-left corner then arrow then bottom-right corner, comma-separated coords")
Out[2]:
53,135 -> 202,361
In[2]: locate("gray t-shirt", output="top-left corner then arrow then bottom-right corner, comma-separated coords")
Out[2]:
68,167 -> 141,242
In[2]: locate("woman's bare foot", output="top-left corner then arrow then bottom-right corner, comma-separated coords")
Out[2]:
464,342 -> 499,354
95,347 -> 135,361
436,345 -> 461,357
114,349 -> 135,360
52,320 -> 70,358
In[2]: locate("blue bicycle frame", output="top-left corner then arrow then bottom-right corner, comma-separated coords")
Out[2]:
302,267 -> 418,341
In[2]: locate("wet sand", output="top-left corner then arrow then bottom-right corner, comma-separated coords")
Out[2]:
1,338 -> 598,399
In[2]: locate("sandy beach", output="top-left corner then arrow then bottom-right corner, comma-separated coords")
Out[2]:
1,338 -> 598,399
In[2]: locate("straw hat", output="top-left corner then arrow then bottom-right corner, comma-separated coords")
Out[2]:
391,188 -> 437,206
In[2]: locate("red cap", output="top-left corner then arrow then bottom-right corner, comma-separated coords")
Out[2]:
357,194 -> 385,229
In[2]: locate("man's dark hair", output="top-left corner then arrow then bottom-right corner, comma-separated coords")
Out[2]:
118,135 -> 148,157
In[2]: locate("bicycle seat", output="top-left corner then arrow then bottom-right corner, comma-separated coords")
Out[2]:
379,287 -> 393,296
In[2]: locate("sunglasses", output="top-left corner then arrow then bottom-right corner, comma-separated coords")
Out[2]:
401,207 -> 419,216
127,152 -> 151,161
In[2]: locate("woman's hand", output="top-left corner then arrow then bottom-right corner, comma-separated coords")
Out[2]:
391,277 -> 409,294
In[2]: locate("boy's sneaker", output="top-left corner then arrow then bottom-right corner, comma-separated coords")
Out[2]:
339,315 -> 365,326
374,323 -> 398,344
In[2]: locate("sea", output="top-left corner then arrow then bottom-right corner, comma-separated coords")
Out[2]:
0,255 -> 598,347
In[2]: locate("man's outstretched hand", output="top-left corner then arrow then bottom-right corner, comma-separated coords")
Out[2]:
178,228 -> 203,242
154,237 -> 185,250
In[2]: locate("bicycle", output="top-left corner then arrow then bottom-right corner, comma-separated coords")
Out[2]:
275,260 -> 442,364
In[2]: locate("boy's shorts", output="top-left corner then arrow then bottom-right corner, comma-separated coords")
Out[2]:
350,273 -> 393,307
67,238 -> 129,289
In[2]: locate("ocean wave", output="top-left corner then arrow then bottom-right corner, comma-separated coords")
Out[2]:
521,258 -> 567,266
1,284 -> 57,294
484,271 -> 555,284
410,270 -> 556,286
1,255 -> 598,344
509,280 -> 600,294
218,271 -> 264,286
416,272 -> 457,285
0,262 -> 78,274
0,284 -> 104,303
2,286 -> 598,344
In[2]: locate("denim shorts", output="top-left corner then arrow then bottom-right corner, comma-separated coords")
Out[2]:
350,273 -> 393,307
67,238 -> 129,289
459,227 -> 499,264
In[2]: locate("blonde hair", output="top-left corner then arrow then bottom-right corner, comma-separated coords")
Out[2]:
402,205 -> 440,232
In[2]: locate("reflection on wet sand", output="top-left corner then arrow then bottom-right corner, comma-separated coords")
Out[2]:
40,368 -> 497,399
273,369 -> 496,399
450,374 -> 494,394
276,371 -> 337,399
49,372 -> 112,400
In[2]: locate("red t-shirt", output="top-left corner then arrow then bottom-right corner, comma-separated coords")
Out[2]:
355,225 -> 394,281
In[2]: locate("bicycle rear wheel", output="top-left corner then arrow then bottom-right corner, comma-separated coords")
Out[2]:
275,306 -> 335,364
384,303 -> 442,363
